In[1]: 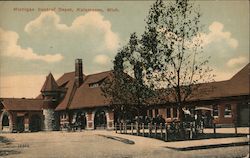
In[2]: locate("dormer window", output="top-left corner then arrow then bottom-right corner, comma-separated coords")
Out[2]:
89,83 -> 99,88
52,97 -> 57,102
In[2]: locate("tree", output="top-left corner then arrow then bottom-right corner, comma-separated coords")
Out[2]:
101,33 -> 155,122
141,0 -> 214,123
101,0 -> 214,126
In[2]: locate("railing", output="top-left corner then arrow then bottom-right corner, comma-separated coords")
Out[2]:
114,122 -> 200,141
115,121 -> 240,141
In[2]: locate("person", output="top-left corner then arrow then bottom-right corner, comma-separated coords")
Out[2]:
159,115 -> 166,125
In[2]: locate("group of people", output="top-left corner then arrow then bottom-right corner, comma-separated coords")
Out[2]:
118,114 -> 166,126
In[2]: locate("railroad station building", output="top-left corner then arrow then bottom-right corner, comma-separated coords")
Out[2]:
0,59 -> 249,132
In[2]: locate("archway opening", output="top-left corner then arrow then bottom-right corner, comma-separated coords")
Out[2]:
29,115 -> 42,132
2,113 -> 10,131
76,112 -> 87,129
94,110 -> 107,129
16,116 -> 24,132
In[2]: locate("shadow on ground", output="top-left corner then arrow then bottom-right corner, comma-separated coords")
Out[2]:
0,136 -> 12,144
97,134 -> 135,144
0,136 -> 21,157
118,133 -> 247,142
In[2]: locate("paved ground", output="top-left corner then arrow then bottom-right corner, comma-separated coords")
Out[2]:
0,130 -> 249,158
203,127 -> 249,134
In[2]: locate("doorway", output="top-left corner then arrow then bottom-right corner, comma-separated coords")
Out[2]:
1,113 -> 10,132
29,115 -> 42,132
16,116 -> 24,132
94,110 -> 107,129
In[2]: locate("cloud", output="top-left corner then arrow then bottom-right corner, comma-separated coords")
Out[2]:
25,11 -> 120,51
21,11 -> 120,74
0,27 -> 63,63
93,54 -> 110,65
226,56 -> 248,68
200,21 -> 238,49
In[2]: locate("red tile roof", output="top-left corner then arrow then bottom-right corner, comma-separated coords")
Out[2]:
55,63 -> 249,110
192,63 -> 249,100
41,73 -> 59,92
157,63 -> 249,103
55,71 -> 112,110
0,98 -> 43,111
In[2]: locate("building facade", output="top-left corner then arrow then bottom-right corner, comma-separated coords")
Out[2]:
0,59 -> 249,132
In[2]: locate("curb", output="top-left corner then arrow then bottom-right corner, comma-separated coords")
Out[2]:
166,141 -> 249,151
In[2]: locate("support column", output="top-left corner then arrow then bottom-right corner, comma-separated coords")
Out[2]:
24,115 -> 29,132
43,109 -> 56,131
106,110 -> 114,130
86,111 -> 94,130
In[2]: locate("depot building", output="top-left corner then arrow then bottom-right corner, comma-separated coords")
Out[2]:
0,59 -> 249,132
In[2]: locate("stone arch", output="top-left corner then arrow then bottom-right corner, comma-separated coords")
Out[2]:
93,109 -> 108,129
75,111 -> 87,129
29,114 -> 42,132
0,110 -> 13,132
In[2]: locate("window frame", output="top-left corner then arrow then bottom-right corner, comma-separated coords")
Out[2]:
155,109 -> 159,117
213,105 -> 219,118
224,104 -> 232,118
173,107 -> 178,118
166,108 -> 171,118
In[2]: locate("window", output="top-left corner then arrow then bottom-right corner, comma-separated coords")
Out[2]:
148,109 -> 153,118
173,108 -> 178,118
166,108 -> 171,118
213,105 -> 219,118
224,104 -> 232,117
155,109 -> 159,117
89,83 -> 99,88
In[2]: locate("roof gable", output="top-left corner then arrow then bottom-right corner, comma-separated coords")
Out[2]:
55,71 -> 113,110
41,73 -> 59,92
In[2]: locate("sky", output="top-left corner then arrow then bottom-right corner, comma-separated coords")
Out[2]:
0,0 -> 249,98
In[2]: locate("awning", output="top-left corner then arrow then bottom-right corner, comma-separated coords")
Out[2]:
195,107 -> 213,111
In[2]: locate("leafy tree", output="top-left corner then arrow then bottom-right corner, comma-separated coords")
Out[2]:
101,0 -> 214,126
141,0 -> 214,122
101,33 -> 155,122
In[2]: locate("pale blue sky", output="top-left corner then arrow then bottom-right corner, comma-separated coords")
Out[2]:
0,1 -> 249,97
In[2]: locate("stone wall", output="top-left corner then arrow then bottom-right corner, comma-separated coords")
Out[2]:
43,109 -> 59,131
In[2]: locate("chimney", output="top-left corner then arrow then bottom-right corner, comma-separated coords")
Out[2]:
75,59 -> 83,87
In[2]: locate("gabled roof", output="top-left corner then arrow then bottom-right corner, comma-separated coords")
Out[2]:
183,63 -> 249,101
149,63 -> 250,104
0,98 -> 43,111
206,63 -> 248,98
41,73 -> 59,92
55,71 -> 112,110
44,63 -> 249,110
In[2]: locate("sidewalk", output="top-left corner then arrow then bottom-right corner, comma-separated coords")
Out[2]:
204,127 -> 249,134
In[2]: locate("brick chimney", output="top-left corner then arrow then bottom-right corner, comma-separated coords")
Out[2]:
75,59 -> 83,87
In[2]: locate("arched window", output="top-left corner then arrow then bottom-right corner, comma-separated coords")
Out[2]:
2,114 -> 9,126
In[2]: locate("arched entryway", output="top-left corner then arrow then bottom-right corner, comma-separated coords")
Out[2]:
76,112 -> 87,129
29,115 -> 42,132
94,110 -> 107,129
1,112 -> 10,132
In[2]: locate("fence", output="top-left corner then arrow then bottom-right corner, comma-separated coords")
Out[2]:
115,122 -> 200,141
115,122 -> 239,141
